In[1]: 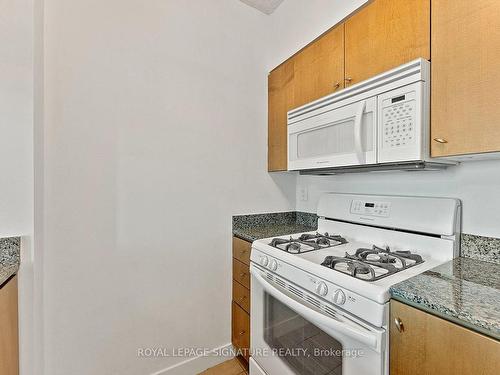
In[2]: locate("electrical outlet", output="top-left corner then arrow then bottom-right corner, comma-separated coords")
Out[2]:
299,186 -> 308,201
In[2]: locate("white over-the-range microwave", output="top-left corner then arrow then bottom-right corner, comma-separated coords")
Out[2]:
287,58 -> 456,173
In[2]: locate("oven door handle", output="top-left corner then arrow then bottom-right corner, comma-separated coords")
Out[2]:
353,100 -> 366,164
251,268 -> 381,350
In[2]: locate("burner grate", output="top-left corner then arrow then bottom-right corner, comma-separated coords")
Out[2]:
269,232 -> 348,254
321,245 -> 424,281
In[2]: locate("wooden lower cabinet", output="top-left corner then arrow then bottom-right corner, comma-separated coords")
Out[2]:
232,236 -> 251,363
0,275 -> 19,375
390,300 -> 500,375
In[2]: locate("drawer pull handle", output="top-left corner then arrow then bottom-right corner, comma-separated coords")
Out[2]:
239,330 -> 246,336
333,82 -> 340,89
433,138 -> 448,144
240,273 -> 247,278
394,317 -> 404,333
238,296 -> 246,302
345,77 -> 353,83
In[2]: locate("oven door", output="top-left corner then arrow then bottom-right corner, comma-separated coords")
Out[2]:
250,265 -> 387,375
287,97 -> 377,171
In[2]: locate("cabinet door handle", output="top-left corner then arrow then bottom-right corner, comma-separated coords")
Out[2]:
239,330 -> 246,336
394,317 -> 404,332
333,82 -> 340,89
239,272 -> 247,278
345,77 -> 353,83
238,296 -> 246,302
433,138 -> 448,144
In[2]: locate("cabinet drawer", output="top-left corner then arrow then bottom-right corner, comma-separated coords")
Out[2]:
233,259 -> 250,289
232,280 -> 250,313
232,237 -> 251,265
232,302 -> 250,362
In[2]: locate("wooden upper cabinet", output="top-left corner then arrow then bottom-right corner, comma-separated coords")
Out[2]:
268,59 -> 294,171
390,300 -> 500,375
345,0 -> 430,86
431,0 -> 500,157
293,24 -> 345,108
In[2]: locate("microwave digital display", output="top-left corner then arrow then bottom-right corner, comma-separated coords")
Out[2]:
391,95 -> 406,103
365,203 -> 375,207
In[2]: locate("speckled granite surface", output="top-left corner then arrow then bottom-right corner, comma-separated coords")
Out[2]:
461,233 -> 500,264
0,237 -> 20,286
390,257 -> 500,340
232,211 -> 318,242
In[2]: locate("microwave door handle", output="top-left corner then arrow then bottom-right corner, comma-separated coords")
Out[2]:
251,267 -> 380,350
354,100 -> 366,164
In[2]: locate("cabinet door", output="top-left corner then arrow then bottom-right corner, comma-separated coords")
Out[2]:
268,59 -> 294,171
345,0 -> 430,85
390,300 -> 500,375
293,24 -> 345,108
431,0 -> 500,157
0,276 -> 19,375
232,302 -> 250,362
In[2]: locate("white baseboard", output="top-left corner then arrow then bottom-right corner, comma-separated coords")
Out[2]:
150,343 -> 235,375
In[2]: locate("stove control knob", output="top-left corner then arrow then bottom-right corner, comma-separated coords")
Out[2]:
333,289 -> 346,305
315,281 -> 328,296
269,259 -> 278,271
260,256 -> 269,267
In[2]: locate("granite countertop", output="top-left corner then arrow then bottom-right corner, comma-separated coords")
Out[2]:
0,237 -> 21,286
390,257 -> 500,340
232,211 -> 318,242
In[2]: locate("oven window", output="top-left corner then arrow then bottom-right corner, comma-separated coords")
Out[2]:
264,292 -> 343,375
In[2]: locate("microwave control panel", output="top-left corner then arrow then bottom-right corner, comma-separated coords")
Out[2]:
350,199 -> 391,218
381,90 -> 417,149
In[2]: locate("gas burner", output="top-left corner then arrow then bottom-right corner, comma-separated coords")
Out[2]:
269,232 -> 348,254
299,232 -> 348,245
285,242 -> 301,254
321,245 -> 424,281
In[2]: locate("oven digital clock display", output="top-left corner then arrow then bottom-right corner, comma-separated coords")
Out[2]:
351,200 -> 391,217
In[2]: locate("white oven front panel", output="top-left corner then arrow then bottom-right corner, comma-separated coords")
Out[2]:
250,265 -> 388,375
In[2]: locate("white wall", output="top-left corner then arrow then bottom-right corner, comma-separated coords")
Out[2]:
0,1 -> 37,375
42,1 -> 294,374
266,0 -> 500,239
38,1 -> 500,374
0,0 -> 34,237
296,161 -> 500,238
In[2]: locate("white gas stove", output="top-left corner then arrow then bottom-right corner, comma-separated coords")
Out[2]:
249,193 -> 461,375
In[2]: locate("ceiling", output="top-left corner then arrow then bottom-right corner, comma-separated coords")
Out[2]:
239,0 -> 285,15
